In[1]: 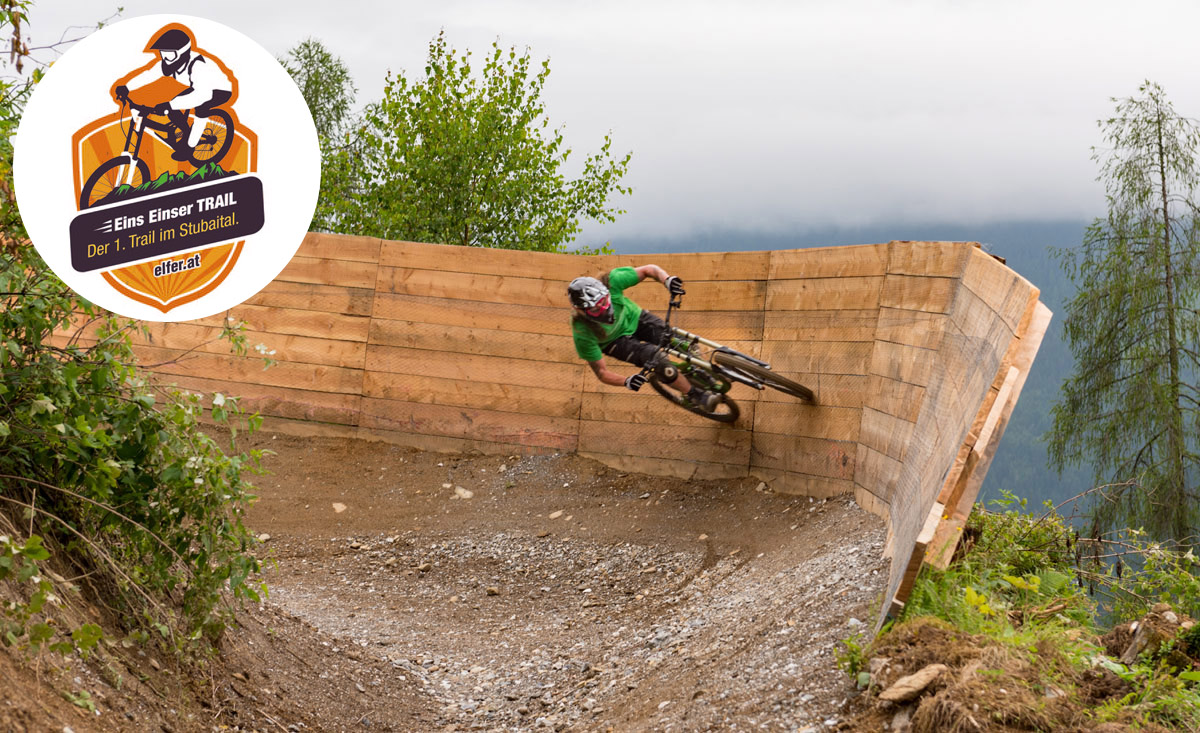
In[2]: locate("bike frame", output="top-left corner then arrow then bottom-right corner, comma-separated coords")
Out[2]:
646,292 -> 772,391
113,101 -> 187,185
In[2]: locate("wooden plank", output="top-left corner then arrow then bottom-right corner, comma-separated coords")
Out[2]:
751,468 -> 853,498
375,296 -> 762,342
589,279 -> 766,313
603,251 -> 771,281
359,397 -> 578,451
137,322 -> 366,368
247,281 -> 374,317
578,420 -> 751,465
158,374 -> 363,425
886,241 -> 972,277
580,452 -> 749,481
363,371 -> 581,418
752,401 -> 859,442
961,248 -> 1035,330
928,304 -> 1052,569
662,311 -> 765,342
868,341 -> 936,387
761,341 -> 873,375
298,232 -> 383,263
356,425 -> 560,457
935,443 -> 976,506
193,304 -> 371,343
365,345 -> 587,391
372,293 -> 567,336
377,267 -> 586,308
379,266 -> 767,312
257,415 -> 360,441
852,486 -> 890,523
369,319 -> 579,364
854,443 -> 901,499
766,277 -> 883,311
762,309 -> 877,342
875,307 -> 946,350
278,255 -> 378,289
858,407 -> 916,462
579,391 -> 757,429
380,238 -> 599,280
133,345 -> 363,394
750,433 -> 856,481
889,502 -> 945,618
879,274 -> 957,314
768,243 -> 888,280
786,373 -> 866,410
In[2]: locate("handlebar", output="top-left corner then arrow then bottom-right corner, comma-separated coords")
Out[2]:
117,94 -> 170,116
637,290 -> 686,382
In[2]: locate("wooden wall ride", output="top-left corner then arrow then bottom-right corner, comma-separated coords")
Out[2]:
81,234 -> 1049,624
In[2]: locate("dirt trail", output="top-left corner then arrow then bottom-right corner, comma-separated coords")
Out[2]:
242,431 -> 889,732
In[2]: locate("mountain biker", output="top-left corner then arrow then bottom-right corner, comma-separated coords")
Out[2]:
568,265 -> 720,411
113,26 -> 235,162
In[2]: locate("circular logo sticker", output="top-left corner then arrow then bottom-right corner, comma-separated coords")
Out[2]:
14,15 -> 319,321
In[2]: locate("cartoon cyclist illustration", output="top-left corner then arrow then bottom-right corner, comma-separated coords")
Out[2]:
113,26 -> 236,162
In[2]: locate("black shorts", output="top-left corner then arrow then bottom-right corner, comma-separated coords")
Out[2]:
601,310 -> 668,368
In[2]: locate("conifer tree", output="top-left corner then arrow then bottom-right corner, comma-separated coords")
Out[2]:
1049,81 -> 1200,544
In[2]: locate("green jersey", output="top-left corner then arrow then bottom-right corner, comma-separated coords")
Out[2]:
571,266 -> 642,362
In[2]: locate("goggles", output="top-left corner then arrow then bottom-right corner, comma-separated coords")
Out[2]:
583,294 -> 611,318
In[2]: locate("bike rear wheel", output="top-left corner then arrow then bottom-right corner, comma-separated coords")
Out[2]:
712,352 -> 816,402
649,372 -> 741,423
80,157 -> 152,209
189,109 -> 235,167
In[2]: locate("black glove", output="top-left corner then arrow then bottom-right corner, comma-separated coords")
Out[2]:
624,373 -> 646,392
665,275 -> 685,295
115,85 -> 129,101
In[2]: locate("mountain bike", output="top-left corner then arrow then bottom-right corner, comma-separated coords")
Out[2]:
639,290 -> 816,423
79,96 -> 236,209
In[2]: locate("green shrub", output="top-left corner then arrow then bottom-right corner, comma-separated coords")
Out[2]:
1,6 -> 266,655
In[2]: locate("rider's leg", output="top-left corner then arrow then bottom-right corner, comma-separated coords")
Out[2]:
601,314 -> 709,400
188,91 -> 233,149
187,111 -> 206,148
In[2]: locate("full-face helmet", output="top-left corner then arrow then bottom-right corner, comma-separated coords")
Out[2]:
149,27 -> 193,77
568,276 -> 614,324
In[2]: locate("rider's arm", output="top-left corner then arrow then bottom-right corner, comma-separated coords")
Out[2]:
632,264 -> 670,286
119,67 -> 162,98
587,358 -> 632,387
169,58 -> 233,110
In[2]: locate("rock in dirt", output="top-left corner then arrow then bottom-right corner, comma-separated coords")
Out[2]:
878,663 -> 948,703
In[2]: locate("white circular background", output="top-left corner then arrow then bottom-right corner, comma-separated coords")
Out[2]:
13,14 -> 320,322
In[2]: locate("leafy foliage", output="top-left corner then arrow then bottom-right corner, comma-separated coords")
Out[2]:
299,31 -> 631,252
1048,81 -> 1200,544
879,491 -> 1200,730
280,38 -> 357,233
1,3 -> 265,656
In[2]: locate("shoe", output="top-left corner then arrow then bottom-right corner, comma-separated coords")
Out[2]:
688,388 -> 720,412
171,148 -> 192,162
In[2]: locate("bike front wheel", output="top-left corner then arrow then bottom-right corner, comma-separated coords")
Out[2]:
189,109 -> 235,167
80,157 -> 152,209
711,352 -> 816,403
649,374 -> 741,423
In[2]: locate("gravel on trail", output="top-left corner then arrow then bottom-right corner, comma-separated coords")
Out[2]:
246,432 -> 890,732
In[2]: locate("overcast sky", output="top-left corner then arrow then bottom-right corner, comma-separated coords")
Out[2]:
25,1 -> 1200,247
